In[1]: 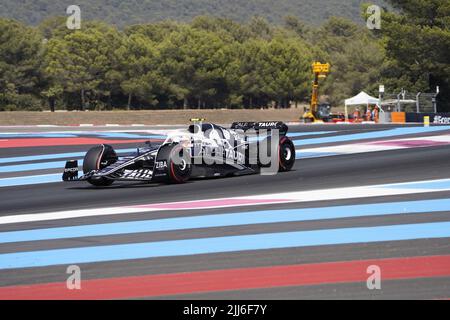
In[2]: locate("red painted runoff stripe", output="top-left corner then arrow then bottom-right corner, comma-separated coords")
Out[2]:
0,138 -> 155,148
1,255 -> 450,300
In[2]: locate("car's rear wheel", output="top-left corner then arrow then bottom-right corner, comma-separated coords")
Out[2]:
83,144 -> 118,186
258,136 -> 295,172
278,136 -> 296,172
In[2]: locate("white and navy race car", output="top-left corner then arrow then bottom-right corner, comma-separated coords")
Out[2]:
62,120 -> 296,186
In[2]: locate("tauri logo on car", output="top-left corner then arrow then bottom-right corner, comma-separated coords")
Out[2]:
258,122 -> 279,127
225,149 -> 245,164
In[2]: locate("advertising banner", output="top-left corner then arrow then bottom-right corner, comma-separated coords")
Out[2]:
405,113 -> 450,124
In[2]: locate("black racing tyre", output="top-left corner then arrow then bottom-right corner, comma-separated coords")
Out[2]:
278,136 -> 296,172
167,144 -> 192,184
258,136 -> 295,172
83,144 -> 118,186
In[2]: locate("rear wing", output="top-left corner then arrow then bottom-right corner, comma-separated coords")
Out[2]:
230,121 -> 288,135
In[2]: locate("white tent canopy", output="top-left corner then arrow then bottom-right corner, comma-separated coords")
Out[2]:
345,91 -> 379,106
344,91 -> 380,121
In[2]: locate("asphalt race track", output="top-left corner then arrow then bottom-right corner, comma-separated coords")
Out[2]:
0,123 -> 449,299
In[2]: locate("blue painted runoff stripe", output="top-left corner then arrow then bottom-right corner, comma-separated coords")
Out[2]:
0,148 -> 136,165
96,132 -> 166,139
0,152 -> 87,165
296,151 -> 339,159
1,198 -> 449,244
0,174 -> 61,188
287,131 -> 334,138
0,149 -> 136,174
0,221 -> 449,270
293,126 -> 450,146
0,161 -> 75,173
383,179 -> 450,190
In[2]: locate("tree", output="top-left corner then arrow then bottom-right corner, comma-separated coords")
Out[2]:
0,18 -> 43,110
312,17 -> 385,106
158,26 -> 233,108
42,22 -> 123,110
191,16 -> 253,43
380,0 -> 450,110
283,15 -> 310,40
38,16 -> 73,40
265,38 -> 313,107
0,0 -> 391,27
237,37 -> 312,108
248,16 -> 273,40
124,21 -> 182,42
237,39 -> 268,108
115,33 -> 161,109
9,9 -> 444,112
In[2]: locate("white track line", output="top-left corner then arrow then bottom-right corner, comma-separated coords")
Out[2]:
1,178 -> 449,225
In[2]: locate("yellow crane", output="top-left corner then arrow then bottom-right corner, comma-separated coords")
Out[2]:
302,62 -> 331,123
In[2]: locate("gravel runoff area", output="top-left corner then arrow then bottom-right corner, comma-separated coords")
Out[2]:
0,108 -> 308,126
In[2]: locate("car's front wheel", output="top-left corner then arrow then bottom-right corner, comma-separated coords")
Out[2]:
160,144 -> 192,184
83,144 -> 117,186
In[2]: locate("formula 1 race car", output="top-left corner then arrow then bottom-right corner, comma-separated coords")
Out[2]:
62,120 -> 296,186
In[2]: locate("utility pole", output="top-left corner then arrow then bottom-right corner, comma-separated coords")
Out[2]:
379,85 -> 384,107
416,92 -> 421,113
433,86 -> 440,113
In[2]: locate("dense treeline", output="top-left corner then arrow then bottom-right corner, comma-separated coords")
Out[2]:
0,0 -> 389,27
0,1 -> 449,111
